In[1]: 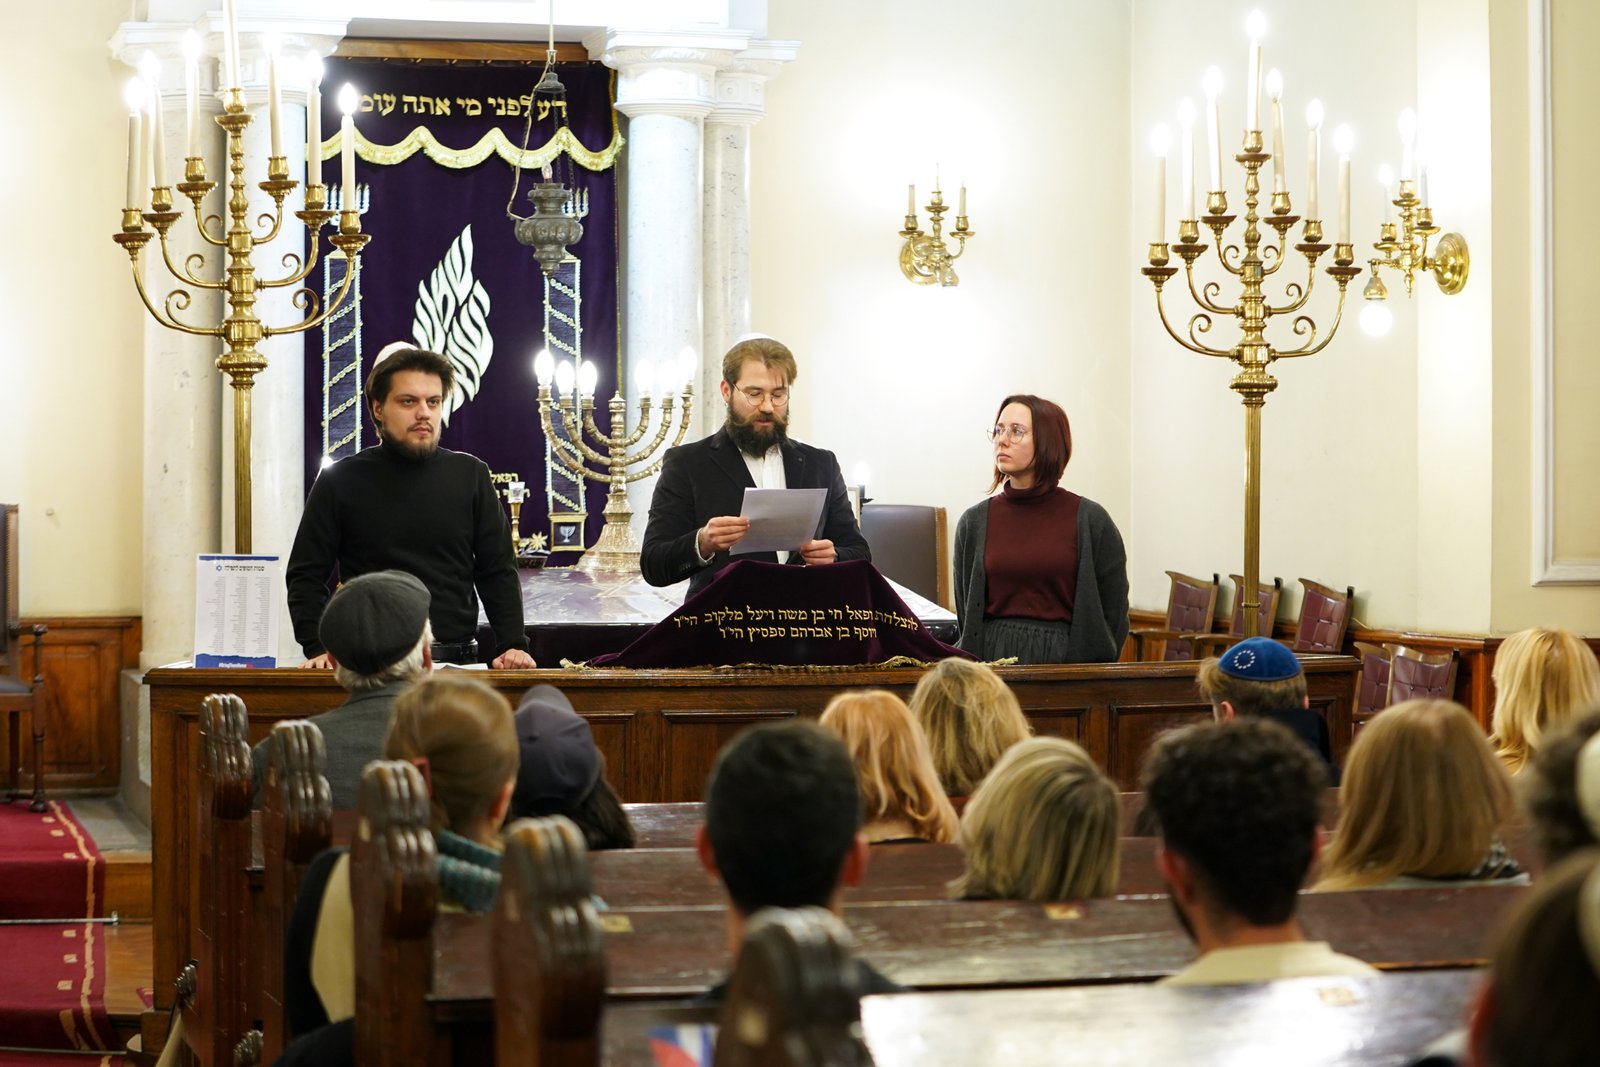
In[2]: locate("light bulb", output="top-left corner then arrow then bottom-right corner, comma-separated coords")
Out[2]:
851,462 -> 872,488
1334,124 -> 1355,156
337,83 -> 359,116
182,30 -> 202,64
677,345 -> 697,388
1360,301 -> 1393,337
123,77 -> 146,113
577,360 -> 598,398
307,54 -> 324,86
1306,99 -> 1324,129
656,364 -> 680,399
1377,163 -> 1395,188
1245,9 -> 1267,41
1397,107 -> 1417,145
1151,124 -> 1172,156
555,360 -> 575,396
1265,68 -> 1283,101
1203,66 -> 1223,102
532,348 -> 554,386
1177,98 -> 1196,129
631,359 -> 656,397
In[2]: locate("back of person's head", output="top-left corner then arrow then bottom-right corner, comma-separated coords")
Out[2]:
383,675 -> 518,836
1142,717 -> 1326,925
1491,628 -> 1600,775
1194,637 -> 1308,718
909,658 -> 1031,796
318,570 -> 432,691
953,737 -> 1120,901
1473,847 -> 1600,1067
508,685 -> 635,849
1317,699 -> 1511,890
820,690 -> 958,843
704,720 -> 862,915
1523,708 -> 1600,866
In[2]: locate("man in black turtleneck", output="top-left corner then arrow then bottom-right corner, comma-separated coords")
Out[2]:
286,347 -> 536,668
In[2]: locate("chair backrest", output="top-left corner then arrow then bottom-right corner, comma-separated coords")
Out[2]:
859,504 -> 950,609
1353,641 -> 1393,718
0,504 -> 16,667
1385,644 -> 1459,705
1292,579 -> 1355,653
1225,574 -> 1283,638
1161,570 -> 1220,660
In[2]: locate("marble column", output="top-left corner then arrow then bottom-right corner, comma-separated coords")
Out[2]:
701,43 -> 797,437
587,30 -> 748,536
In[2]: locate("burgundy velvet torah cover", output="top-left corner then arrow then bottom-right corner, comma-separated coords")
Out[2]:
587,560 -> 971,668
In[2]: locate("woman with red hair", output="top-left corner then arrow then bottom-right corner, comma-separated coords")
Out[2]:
953,394 -> 1129,664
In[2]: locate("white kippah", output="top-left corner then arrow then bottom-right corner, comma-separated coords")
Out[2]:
374,340 -> 414,364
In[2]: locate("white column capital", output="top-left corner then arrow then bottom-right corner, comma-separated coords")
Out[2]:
586,28 -> 751,120
708,41 -> 799,126
111,19 -> 346,98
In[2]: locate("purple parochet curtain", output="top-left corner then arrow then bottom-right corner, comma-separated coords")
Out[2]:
301,57 -> 621,556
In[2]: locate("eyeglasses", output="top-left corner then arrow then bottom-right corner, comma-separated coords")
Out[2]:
985,424 -> 1031,444
736,386 -> 789,406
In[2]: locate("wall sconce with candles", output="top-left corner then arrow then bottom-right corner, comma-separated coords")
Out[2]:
1140,9 -> 1364,637
112,4 -> 370,553
898,179 -> 974,286
1358,107 -> 1470,336
530,348 -> 695,574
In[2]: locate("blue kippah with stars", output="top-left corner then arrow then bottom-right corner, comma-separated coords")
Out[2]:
1217,636 -> 1302,681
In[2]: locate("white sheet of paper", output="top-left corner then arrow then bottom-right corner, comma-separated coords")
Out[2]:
731,488 -> 828,555
193,554 -> 281,667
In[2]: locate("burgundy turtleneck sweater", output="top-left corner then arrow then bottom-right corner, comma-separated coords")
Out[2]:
982,482 -> 1080,622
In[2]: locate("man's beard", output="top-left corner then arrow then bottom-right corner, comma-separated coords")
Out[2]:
725,405 -> 788,458
381,426 -> 440,460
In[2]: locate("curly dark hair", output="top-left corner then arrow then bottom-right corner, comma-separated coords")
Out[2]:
1522,708 -> 1600,866
1141,717 -> 1329,926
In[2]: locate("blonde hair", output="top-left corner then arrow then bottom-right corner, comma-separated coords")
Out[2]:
953,737 -> 1120,901
1195,656 -> 1307,718
909,658 -> 1032,795
819,690 -> 959,843
1316,699 -> 1512,890
383,676 -> 518,837
1490,628 -> 1600,776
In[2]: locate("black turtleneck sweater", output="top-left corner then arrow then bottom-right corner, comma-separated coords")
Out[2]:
286,441 -> 528,659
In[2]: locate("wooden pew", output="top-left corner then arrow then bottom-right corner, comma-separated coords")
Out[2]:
257,721 -> 333,1063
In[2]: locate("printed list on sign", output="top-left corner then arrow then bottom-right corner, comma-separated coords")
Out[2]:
194,555 -> 281,668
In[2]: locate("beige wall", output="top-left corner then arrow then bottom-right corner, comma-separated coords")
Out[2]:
1,0 -> 145,616
1489,0 -> 1600,633
754,0 -> 1133,560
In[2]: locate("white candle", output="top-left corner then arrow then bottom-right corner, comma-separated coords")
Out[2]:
1334,125 -> 1354,244
183,31 -> 200,160
1305,99 -> 1324,220
306,56 -> 323,180
1265,69 -> 1285,192
1397,108 -> 1417,181
267,45 -> 283,159
1204,67 -> 1223,194
141,57 -> 167,189
1151,125 -> 1171,243
1378,163 -> 1395,223
222,0 -> 240,90
1177,99 -> 1196,219
1245,10 -> 1266,133
338,83 -> 358,209
907,183 -> 915,216
1420,165 -> 1430,208
124,79 -> 146,211
958,184 -> 966,216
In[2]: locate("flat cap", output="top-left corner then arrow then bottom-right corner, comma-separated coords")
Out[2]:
319,570 -> 431,674
1217,637 -> 1302,682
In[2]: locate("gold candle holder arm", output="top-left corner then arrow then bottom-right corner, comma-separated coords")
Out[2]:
1180,264 -> 1235,317
1270,272 -> 1359,359
556,400 -> 617,467
577,399 -> 619,461
622,395 -> 695,484
622,399 -> 680,468
1148,279 -> 1233,358
114,237 -> 223,336
616,397 -> 655,450
152,231 -> 228,291
260,233 -> 371,338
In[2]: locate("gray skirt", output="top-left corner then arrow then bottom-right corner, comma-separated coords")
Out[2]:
975,617 -> 1073,665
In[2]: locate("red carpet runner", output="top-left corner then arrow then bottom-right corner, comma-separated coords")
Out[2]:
0,803 -> 105,921
0,804 -> 115,1055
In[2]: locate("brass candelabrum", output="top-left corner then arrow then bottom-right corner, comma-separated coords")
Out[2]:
1363,178 -> 1469,300
532,369 -> 694,575
112,88 -> 370,553
1140,130 -> 1363,636
898,185 -> 974,286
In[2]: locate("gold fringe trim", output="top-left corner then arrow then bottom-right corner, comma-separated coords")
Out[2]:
559,655 -> 959,672
321,123 -> 623,172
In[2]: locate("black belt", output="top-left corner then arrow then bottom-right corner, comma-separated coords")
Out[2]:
430,639 -> 479,665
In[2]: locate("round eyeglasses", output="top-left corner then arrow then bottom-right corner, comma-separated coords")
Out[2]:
985,425 -> 1031,444
736,386 -> 789,406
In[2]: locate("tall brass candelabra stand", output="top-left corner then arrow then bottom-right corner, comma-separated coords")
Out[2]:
112,88 -> 370,553
534,384 -> 694,574
1140,130 -> 1363,636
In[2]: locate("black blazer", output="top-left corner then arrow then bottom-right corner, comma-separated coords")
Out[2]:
640,428 -> 871,596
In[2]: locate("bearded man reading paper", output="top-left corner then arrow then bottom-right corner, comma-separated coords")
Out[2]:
641,337 -> 870,598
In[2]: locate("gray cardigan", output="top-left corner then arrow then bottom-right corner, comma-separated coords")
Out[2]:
953,492 -> 1130,663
